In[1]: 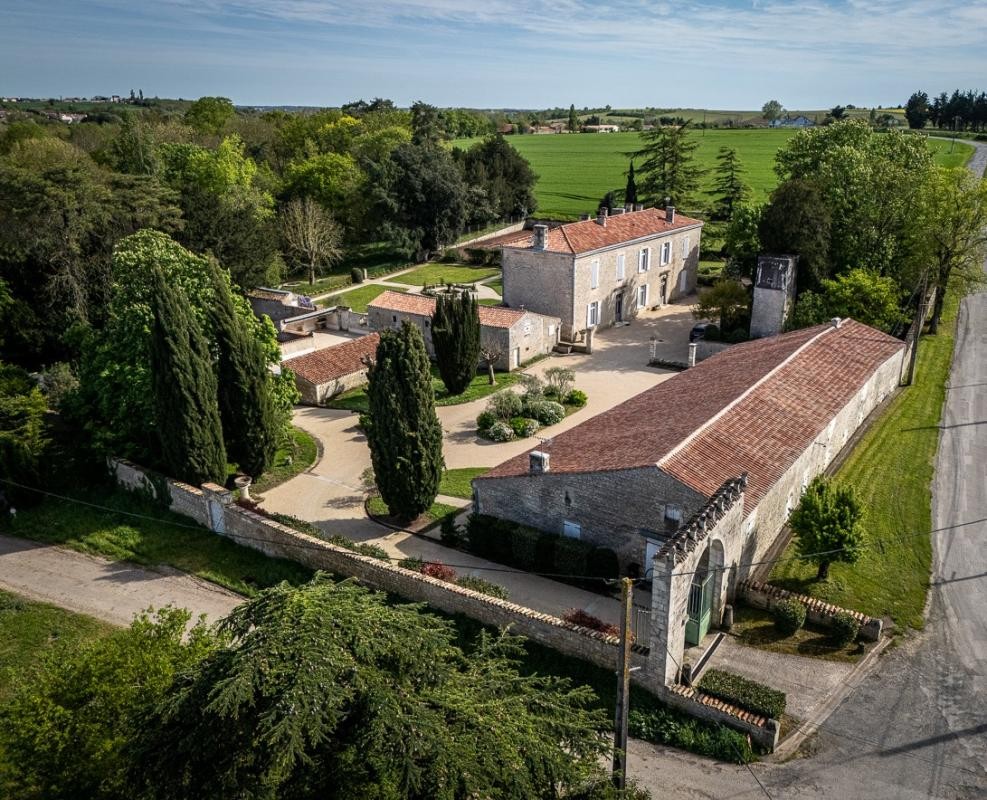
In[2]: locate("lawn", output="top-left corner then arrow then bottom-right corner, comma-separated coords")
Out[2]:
0,591 -> 114,702
729,605 -> 866,663
366,495 -> 461,530
2,489 -> 313,597
486,276 -> 503,295
281,242 -> 414,296
388,263 -> 500,286
451,129 -> 975,220
769,294 -> 959,629
326,283 -> 408,313
250,426 -> 319,495
327,368 -> 520,413
439,467 -> 489,499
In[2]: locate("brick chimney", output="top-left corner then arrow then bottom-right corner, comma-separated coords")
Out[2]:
532,223 -> 548,251
665,205 -> 676,223
596,207 -> 608,226
529,451 -> 550,474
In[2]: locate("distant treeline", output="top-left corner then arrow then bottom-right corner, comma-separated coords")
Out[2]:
905,89 -> 987,132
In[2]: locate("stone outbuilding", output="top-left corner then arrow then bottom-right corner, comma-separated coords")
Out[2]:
473,319 -> 907,681
367,290 -> 560,371
499,206 -> 703,341
284,333 -> 379,406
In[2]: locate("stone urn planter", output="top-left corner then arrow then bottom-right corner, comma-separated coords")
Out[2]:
234,475 -> 253,501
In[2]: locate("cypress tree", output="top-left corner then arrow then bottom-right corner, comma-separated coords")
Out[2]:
208,260 -> 279,477
149,269 -> 227,485
625,161 -> 638,206
365,322 -> 444,521
431,289 -> 480,396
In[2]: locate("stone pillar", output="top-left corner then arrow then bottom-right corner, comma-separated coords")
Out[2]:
650,555 -> 680,685
584,326 -> 594,354
201,482 -> 233,535
337,306 -> 351,332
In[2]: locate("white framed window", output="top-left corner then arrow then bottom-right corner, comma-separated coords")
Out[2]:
682,236 -> 690,259
660,241 -> 672,265
563,520 -> 582,539
616,253 -> 626,280
637,284 -> 649,309
590,258 -> 600,289
586,301 -> 600,327
638,247 -> 651,272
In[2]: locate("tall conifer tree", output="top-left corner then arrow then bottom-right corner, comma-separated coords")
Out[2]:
365,322 -> 443,521
431,289 -> 480,396
208,260 -> 278,477
149,269 -> 226,485
632,121 -> 705,209
624,161 -> 638,206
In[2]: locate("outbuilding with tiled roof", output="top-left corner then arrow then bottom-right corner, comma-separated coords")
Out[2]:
283,333 -> 380,405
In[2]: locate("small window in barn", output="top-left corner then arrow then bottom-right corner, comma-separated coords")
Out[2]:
664,504 -> 682,529
563,520 -> 581,539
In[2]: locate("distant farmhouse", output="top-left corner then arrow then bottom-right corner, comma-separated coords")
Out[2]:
499,206 -> 702,342
474,318 -> 906,681
582,123 -> 620,133
769,115 -> 814,128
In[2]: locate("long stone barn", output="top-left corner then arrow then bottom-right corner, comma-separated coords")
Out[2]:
472,318 -> 906,683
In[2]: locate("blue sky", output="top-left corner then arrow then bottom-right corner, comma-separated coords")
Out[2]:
2,1 -> 985,108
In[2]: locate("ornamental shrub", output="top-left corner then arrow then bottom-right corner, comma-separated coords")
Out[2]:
565,389 -> 588,407
510,416 -> 540,438
475,410 -> 496,431
517,372 -> 544,402
398,557 -> 425,571
350,266 -> 364,284
697,668 -> 787,719
555,536 -> 589,578
524,400 -> 565,426
773,598 -> 807,635
509,526 -> 539,569
422,561 -> 457,582
457,576 -> 510,600
830,610 -> 860,646
589,547 -> 619,581
487,421 -> 516,442
439,515 -> 464,546
353,543 -> 389,561
486,390 -> 522,421
563,608 -> 620,638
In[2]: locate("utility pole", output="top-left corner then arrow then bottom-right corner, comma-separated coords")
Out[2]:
612,577 -> 634,790
905,271 -> 929,386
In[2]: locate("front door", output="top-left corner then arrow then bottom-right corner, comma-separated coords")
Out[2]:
615,293 -> 624,322
659,275 -> 668,306
685,572 -> 713,645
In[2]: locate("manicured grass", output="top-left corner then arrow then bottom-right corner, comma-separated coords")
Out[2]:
326,283 -> 408,313
2,489 -> 313,597
281,243 -> 414,295
0,591 -> 113,702
439,468 -> 489,499
729,605 -> 866,663
250,426 -> 319,495
478,298 -> 503,306
485,276 -> 503,295
326,368 -> 520,413
925,136 -> 976,170
451,129 -> 974,219
366,496 -> 461,530
388,263 -> 500,286
769,295 -> 959,629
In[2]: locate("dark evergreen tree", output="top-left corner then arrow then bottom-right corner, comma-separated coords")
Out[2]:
708,147 -> 750,221
624,161 -> 638,206
208,260 -> 278,477
904,91 -> 930,129
759,179 -> 833,292
365,322 -> 443,521
149,269 -> 226,485
431,289 -> 480,396
453,134 -> 538,219
568,103 -> 578,132
632,122 -> 705,209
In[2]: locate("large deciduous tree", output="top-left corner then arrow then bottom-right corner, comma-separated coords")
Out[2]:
128,576 -> 612,800
431,289 -> 480,396
148,268 -> 227,486
762,100 -> 784,122
790,476 -> 865,581
184,96 -> 235,135
790,268 -> 904,332
364,322 -> 443,521
0,362 -> 48,503
692,279 -> 750,333
278,196 -> 344,285
632,122 -> 705,209
722,202 -> 762,279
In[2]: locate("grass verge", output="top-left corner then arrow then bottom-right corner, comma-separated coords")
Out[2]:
729,605 -> 866,663
387,263 -> 500,286
439,467 -> 489,499
327,368 -> 520,413
1,489 -> 313,596
769,294 -> 959,629
366,495 -> 460,531
250,426 -> 319,495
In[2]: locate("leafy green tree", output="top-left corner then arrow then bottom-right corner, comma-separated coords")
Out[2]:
278,196 -> 344,286
431,289 -> 480,396
282,152 -> 363,221
758,179 -> 832,291
722,202 -> 762,279
410,100 -> 442,146
184,96 -> 235,135
761,99 -> 784,122
904,91 -> 931,129
130,576 -> 611,800
365,322 -> 443,521
692,279 -> 750,331
829,105 -> 847,121
632,122 -> 705,209
454,134 -> 538,219
790,477 -> 865,581
0,608 -> 219,800
208,261 -> 278,477
624,161 -> 638,206
109,114 -> 160,175
790,268 -> 904,332
708,147 -> 750,221
149,268 -> 227,485
0,362 -> 48,501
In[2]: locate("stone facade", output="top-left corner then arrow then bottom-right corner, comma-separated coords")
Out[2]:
502,225 -> 701,340
750,255 -> 798,339
294,367 -> 368,406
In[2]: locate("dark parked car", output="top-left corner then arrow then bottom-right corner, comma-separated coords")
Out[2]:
690,322 -> 714,343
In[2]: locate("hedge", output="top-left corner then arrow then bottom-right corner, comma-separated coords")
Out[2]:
697,668 -> 787,720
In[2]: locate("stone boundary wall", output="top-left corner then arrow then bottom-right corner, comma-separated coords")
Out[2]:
109,457 -> 778,750
668,684 -> 779,751
739,579 -> 882,641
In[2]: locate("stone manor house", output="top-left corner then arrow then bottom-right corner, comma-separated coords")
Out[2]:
473,318 -> 907,682
499,205 -> 703,341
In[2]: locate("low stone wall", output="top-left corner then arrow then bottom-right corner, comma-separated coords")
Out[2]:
457,220 -> 526,247
667,684 -> 780,752
695,340 -> 733,363
739,579 -> 882,641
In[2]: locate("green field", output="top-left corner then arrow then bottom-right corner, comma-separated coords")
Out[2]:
452,130 -> 973,220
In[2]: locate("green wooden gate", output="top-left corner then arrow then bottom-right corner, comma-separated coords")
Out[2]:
685,572 -> 713,646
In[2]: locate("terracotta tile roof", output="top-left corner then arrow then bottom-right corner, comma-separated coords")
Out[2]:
284,333 -> 379,385
368,290 -> 532,329
501,207 -> 703,255
479,320 -> 904,512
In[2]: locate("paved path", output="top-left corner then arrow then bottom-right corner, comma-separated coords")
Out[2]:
0,534 -> 242,626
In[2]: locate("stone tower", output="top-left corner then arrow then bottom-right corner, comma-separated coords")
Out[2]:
750,255 -> 798,339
